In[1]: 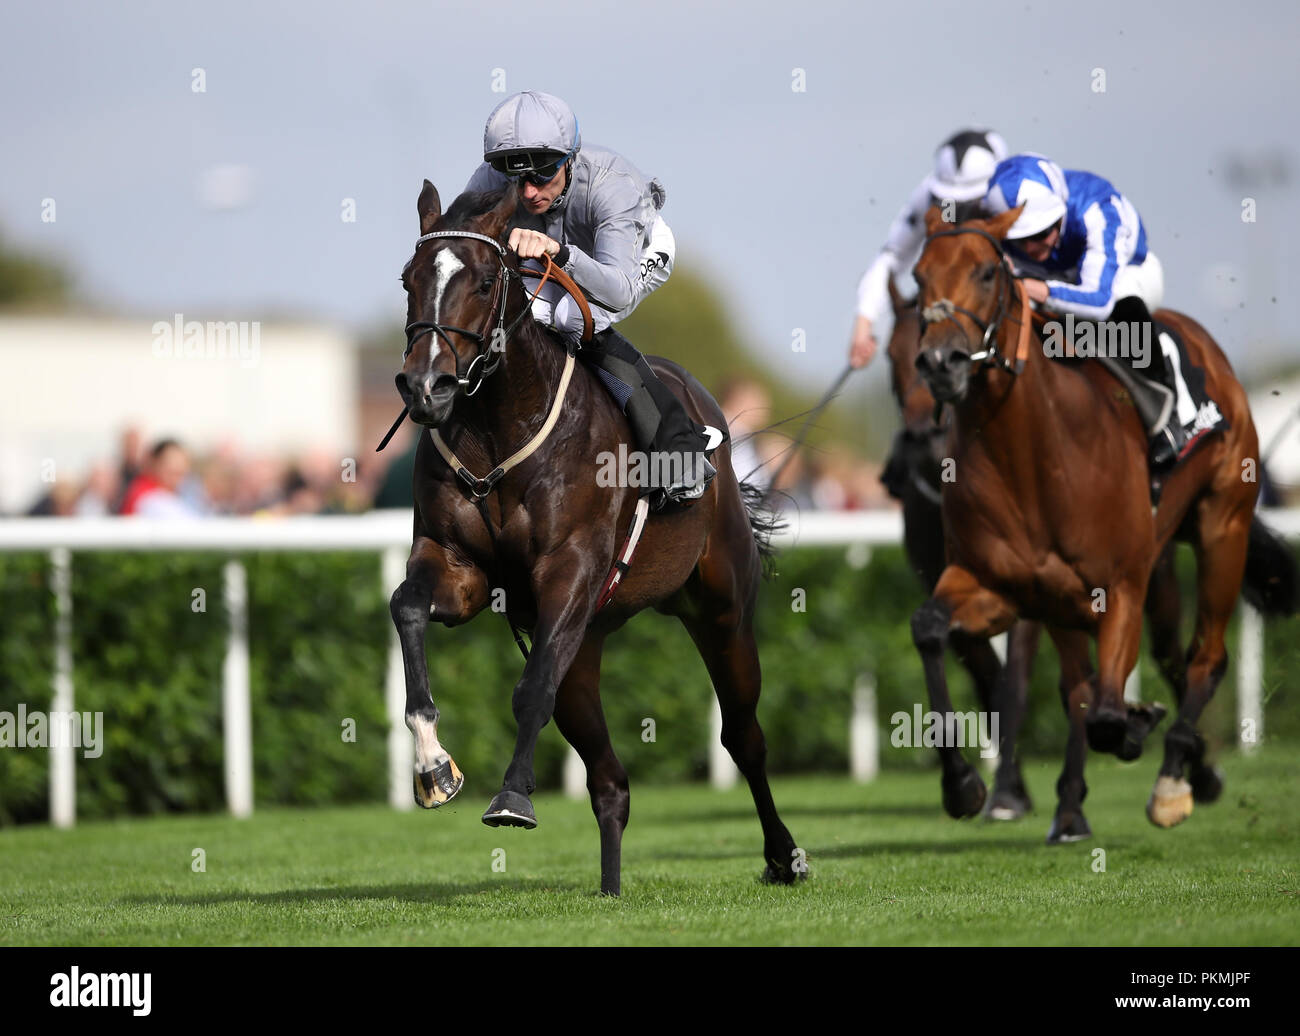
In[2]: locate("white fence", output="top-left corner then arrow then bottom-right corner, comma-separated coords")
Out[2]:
3,508 -> 1297,827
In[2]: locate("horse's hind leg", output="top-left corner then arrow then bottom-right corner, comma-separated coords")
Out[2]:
552,633 -> 629,897
1149,503 -> 1251,828
1145,544 -> 1186,699
682,613 -> 801,885
1145,543 -> 1221,806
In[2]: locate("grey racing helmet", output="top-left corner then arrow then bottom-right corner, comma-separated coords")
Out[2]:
483,91 -> 581,180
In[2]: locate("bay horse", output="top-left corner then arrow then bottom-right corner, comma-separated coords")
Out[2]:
885,275 -> 1195,837
909,204 -> 1297,840
882,275 -> 1040,820
389,181 -> 800,895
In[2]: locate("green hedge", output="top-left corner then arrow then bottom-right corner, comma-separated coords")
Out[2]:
1,541 -> 1297,825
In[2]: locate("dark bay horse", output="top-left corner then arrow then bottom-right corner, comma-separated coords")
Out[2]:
882,276 -> 1040,821
909,205 -> 1297,839
389,181 -> 800,895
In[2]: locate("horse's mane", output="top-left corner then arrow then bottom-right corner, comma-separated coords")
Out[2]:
442,187 -> 510,229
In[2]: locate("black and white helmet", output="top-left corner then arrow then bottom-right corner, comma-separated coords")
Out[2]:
924,129 -> 1008,203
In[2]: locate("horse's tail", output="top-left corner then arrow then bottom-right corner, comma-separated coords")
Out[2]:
1242,516 -> 1299,617
738,476 -> 784,579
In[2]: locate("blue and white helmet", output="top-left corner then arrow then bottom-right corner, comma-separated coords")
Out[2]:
924,129 -> 1008,202
483,90 -> 581,176
984,153 -> 1070,238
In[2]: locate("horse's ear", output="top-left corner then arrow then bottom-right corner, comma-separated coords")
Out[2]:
476,185 -> 519,243
418,180 -> 442,235
983,204 -> 1024,242
923,204 -> 948,236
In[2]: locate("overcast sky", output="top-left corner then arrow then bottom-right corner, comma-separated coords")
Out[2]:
3,0 -> 1297,393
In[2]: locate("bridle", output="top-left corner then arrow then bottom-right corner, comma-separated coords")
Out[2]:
914,225 -> 1031,376
377,228 -> 593,455
402,230 -> 531,398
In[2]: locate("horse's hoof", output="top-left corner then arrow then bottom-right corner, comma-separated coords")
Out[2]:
761,862 -> 804,886
482,790 -> 538,829
1146,775 -> 1193,828
1046,811 -> 1091,844
1115,702 -> 1168,761
1190,764 -> 1224,804
413,756 -> 464,809
1085,706 -> 1128,755
942,768 -> 987,819
986,784 -> 1032,821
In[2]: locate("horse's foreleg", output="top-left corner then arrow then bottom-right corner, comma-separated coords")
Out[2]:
1046,627 -> 1094,844
914,566 -> 1017,819
483,550 -> 597,830
552,633 -> 628,896
389,537 -> 478,809
1089,582 -> 1166,760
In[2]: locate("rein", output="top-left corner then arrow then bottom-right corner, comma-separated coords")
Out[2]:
916,226 -> 1033,377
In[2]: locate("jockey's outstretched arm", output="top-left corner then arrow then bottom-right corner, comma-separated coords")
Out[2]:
856,180 -> 933,326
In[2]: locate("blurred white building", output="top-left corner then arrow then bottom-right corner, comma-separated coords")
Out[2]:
0,315 -> 358,513
1251,376 -> 1300,495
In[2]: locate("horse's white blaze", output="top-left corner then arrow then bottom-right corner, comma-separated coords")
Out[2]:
430,249 -> 466,363
406,711 -> 448,773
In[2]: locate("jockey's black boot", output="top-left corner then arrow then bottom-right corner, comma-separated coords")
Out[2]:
581,327 -> 715,508
1110,296 -> 1185,472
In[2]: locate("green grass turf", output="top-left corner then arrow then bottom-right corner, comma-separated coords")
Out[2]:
1,745 -> 1296,946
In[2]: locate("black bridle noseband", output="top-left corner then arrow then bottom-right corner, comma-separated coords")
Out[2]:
914,225 -> 1023,375
402,230 -> 537,398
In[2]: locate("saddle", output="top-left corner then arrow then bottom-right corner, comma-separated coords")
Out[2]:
1046,312 -> 1227,465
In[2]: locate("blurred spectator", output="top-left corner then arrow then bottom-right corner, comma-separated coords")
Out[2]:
75,462 -> 121,516
119,439 -> 201,518
111,425 -> 146,512
25,480 -> 79,516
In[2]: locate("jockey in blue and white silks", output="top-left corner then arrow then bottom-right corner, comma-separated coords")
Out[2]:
983,153 -> 1164,320
982,153 -> 1220,469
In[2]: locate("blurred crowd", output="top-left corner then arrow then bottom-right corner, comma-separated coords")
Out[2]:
20,380 -> 892,518
23,426 -> 389,519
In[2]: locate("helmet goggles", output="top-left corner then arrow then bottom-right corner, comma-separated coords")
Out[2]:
488,149 -> 568,186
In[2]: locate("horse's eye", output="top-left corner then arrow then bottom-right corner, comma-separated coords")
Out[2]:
478,276 -> 495,295
979,263 -> 997,283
